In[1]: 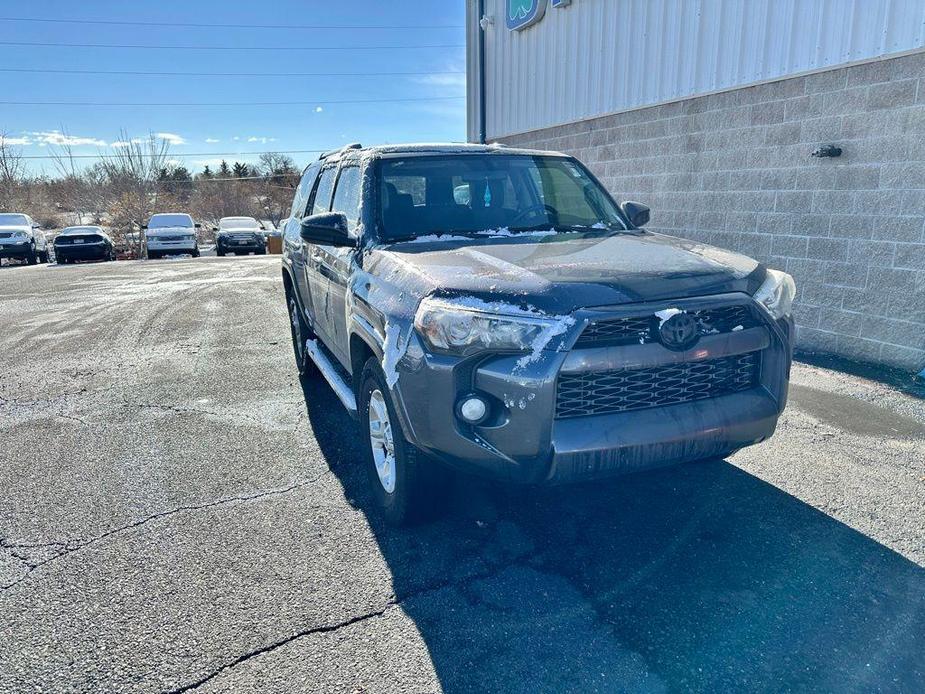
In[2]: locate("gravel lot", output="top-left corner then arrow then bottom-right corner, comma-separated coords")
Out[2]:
1,257 -> 923,693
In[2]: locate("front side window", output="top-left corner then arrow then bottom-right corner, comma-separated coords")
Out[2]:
310,167 -> 338,217
377,155 -> 625,241
291,163 -> 320,220
331,166 -> 362,235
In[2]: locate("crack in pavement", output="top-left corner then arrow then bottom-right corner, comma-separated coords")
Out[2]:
0,474 -> 327,593
162,606 -> 393,694
132,402 -> 268,427
161,540 -> 538,693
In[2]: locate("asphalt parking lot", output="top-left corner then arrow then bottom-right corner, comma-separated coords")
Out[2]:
1,257 -> 923,693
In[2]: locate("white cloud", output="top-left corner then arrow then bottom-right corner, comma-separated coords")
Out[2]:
205,138 -> 220,144
31,130 -> 107,147
0,135 -> 32,146
246,136 -> 277,144
232,136 -> 240,141
193,158 -> 228,169
315,106 -> 324,113
155,132 -> 186,146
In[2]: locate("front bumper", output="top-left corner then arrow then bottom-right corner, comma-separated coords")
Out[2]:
0,242 -> 32,259
55,243 -> 108,260
148,244 -> 197,254
393,292 -> 793,484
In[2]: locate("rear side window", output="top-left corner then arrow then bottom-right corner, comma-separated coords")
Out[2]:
331,166 -> 361,235
311,167 -> 338,216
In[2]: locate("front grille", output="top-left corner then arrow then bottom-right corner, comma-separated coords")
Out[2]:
576,305 -> 760,347
555,352 -> 761,418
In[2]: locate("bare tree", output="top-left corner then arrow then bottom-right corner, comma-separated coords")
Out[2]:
257,152 -> 299,225
0,133 -> 26,210
99,131 -> 171,253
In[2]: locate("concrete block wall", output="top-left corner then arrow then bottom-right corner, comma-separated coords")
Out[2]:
500,51 -> 925,373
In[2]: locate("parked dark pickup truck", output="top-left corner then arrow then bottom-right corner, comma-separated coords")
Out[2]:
280,144 -> 795,524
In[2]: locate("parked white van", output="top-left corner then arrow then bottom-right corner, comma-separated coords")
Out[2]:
144,213 -> 201,259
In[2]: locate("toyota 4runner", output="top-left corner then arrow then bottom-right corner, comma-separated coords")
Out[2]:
280,144 -> 795,525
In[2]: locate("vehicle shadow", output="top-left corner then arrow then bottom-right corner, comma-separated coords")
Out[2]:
300,378 -> 925,693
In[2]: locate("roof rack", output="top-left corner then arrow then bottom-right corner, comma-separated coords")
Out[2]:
319,142 -> 363,159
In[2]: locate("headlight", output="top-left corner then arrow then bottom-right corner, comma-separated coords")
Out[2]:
753,268 -> 796,320
414,296 -> 573,359
13,231 -> 29,240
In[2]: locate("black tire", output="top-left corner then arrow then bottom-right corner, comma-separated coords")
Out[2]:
217,248 -> 225,257
359,358 -> 449,526
192,247 -> 200,258
26,244 -> 38,265
287,291 -> 317,378
58,256 -> 68,265
148,251 -> 159,260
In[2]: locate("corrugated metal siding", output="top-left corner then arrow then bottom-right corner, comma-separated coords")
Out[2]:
467,0 -> 925,140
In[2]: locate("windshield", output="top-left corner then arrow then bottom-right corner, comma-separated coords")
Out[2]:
220,217 -> 260,231
0,213 -> 29,226
148,214 -> 193,229
378,154 -> 626,241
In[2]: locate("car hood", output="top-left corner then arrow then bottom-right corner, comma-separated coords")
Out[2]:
0,225 -> 31,234
371,231 -> 766,314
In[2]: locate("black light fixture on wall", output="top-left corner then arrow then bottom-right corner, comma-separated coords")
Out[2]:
811,144 -> 843,158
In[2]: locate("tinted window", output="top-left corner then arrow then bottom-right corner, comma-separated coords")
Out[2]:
311,167 -> 338,216
331,166 -> 362,235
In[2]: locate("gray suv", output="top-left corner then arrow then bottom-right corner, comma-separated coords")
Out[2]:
280,144 -> 795,524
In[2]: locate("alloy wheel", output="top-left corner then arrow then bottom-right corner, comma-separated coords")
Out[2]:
367,389 -> 396,494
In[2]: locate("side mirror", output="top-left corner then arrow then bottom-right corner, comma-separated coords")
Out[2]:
300,212 -> 355,247
141,225 -> 148,230
621,201 -> 650,228
195,223 -> 202,229
32,223 -> 41,229
211,226 -> 219,232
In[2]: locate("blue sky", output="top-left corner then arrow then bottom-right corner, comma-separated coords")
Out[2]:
0,0 -> 467,174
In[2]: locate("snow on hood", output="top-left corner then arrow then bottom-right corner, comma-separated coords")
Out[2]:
393,228 -> 562,244
0,225 -> 30,232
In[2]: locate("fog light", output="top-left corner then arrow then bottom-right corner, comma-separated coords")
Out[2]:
457,396 -> 488,424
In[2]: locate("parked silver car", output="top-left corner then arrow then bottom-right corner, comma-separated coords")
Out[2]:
0,213 -> 50,264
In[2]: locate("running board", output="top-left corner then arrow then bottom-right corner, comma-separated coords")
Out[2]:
305,339 -> 357,414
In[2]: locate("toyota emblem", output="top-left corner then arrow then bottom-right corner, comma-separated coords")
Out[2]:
659,312 -> 700,351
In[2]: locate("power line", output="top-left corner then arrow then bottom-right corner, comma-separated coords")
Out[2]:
0,16 -> 463,30
0,40 -> 464,51
17,149 -> 327,161
0,95 -> 465,107
0,67 -> 466,78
